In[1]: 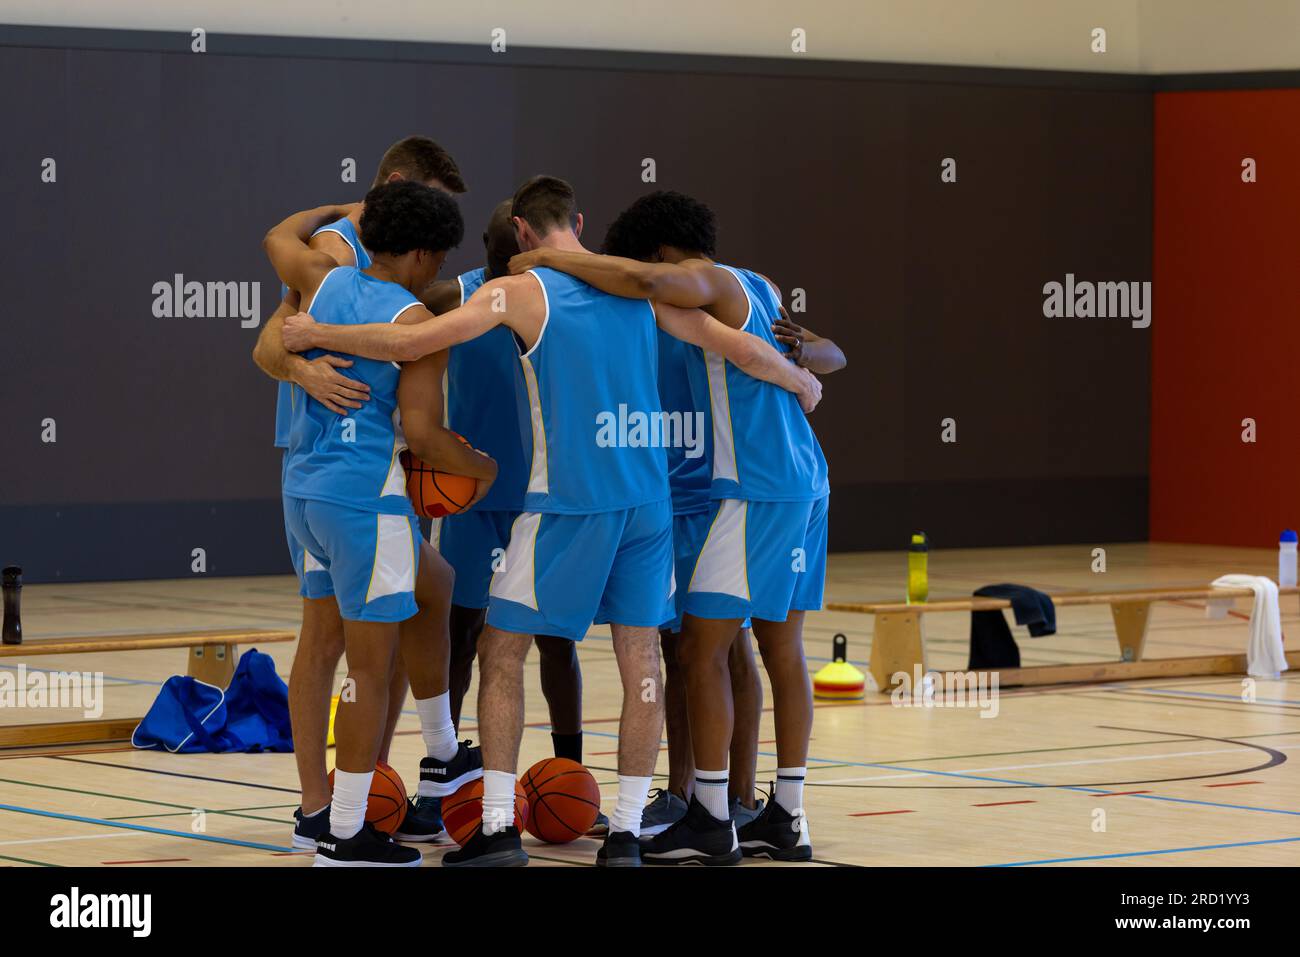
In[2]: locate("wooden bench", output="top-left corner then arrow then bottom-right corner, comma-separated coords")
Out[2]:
0,629 -> 295,748
828,586 -> 1299,692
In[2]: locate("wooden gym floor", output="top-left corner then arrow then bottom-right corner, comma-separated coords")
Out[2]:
0,542 -> 1297,867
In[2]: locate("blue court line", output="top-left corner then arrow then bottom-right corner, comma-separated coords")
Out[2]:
0,802 -> 295,853
989,835 -> 1300,866
1105,686 -> 1300,707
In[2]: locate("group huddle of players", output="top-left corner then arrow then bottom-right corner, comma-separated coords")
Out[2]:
253,135 -> 845,867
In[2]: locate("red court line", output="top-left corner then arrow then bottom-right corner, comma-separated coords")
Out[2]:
850,809 -> 914,817
103,858 -> 190,865
591,746 -> 668,756
1098,790 -> 1152,797
1204,780 -> 1262,788
971,800 -> 1036,807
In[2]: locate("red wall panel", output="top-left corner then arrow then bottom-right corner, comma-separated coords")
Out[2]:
1151,89 -> 1300,546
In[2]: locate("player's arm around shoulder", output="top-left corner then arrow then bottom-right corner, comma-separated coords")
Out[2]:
262,203 -> 353,299
508,249 -> 728,312
465,273 -> 546,350
654,301 -> 822,413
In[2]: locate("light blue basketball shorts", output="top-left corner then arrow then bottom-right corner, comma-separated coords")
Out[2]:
486,499 -> 675,640
681,495 -> 829,623
283,495 -> 420,623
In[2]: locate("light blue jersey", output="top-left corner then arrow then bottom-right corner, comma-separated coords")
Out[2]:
514,268 -> 669,514
273,217 -> 372,449
444,268 -> 528,511
685,264 -> 829,503
656,329 -> 711,516
281,267 -> 419,515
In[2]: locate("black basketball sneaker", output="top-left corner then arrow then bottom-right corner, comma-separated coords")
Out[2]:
313,823 -> 422,867
394,795 -> 451,844
441,825 -> 529,867
595,829 -> 642,867
737,792 -> 812,861
292,805 -> 330,850
420,739 -> 484,797
641,796 -> 741,866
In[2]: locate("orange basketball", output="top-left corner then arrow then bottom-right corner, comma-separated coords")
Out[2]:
442,777 -> 528,846
327,760 -> 407,835
521,758 -> 601,844
401,434 -> 476,518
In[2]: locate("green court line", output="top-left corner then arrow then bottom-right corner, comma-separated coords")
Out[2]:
0,776 -> 294,825
0,852 -> 60,867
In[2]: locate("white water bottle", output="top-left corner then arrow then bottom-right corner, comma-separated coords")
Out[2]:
1280,530 -> 1297,587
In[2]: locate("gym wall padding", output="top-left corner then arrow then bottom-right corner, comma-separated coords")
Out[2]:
0,26 -> 1153,581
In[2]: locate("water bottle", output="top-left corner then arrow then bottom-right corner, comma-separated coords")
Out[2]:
2,566 -> 21,645
1280,531 -> 1297,588
907,533 -> 929,604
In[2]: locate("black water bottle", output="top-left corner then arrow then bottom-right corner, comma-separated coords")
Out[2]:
2,566 -> 22,645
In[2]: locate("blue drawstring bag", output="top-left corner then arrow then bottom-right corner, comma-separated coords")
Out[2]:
223,647 -> 294,752
132,648 -> 293,753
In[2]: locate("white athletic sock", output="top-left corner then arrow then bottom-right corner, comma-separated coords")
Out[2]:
610,774 -> 652,837
415,692 -> 459,762
330,769 -> 373,840
481,769 -> 516,836
775,767 -> 806,815
695,769 -> 730,822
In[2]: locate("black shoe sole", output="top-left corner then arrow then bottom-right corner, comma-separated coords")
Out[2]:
312,853 -> 422,868
393,829 -> 453,844
643,847 -> 742,866
441,848 -> 529,868
596,856 -> 642,867
740,842 -> 813,862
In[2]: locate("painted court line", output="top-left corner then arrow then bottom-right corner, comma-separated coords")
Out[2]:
103,857 -> 189,865
1205,780 -> 1261,788
990,835 -> 1300,867
0,832 -> 133,847
814,745 -> 1259,784
0,802 -> 295,853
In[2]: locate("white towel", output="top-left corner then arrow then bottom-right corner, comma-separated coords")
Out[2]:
1210,575 -> 1288,678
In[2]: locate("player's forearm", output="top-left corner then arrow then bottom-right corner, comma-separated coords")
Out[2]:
309,321 -> 422,363
266,204 -> 352,248
799,336 -> 847,375
735,336 -> 812,396
408,427 -> 498,481
253,304 -> 309,382
533,250 -> 659,300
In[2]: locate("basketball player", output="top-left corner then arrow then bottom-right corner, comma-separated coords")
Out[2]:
264,182 -> 495,865
421,201 -> 610,831
279,175 -> 822,866
530,195 -> 846,838
252,136 -> 468,846
507,190 -> 835,864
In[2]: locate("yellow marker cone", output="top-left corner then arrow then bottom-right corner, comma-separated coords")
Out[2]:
326,694 -> 340,748
813,633 -> 865,700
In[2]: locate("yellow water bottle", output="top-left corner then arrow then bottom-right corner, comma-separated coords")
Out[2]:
907,532 -> 929,604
